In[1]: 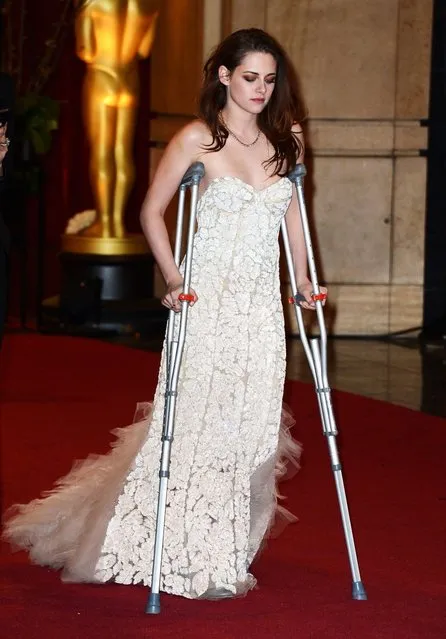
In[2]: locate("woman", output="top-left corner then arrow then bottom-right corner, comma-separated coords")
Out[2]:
3,29 -> 326,599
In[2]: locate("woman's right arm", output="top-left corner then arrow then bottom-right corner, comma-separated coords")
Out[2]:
139,121 -> 205,307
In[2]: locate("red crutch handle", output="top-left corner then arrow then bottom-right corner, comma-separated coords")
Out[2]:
288,292 -> 327,304
178,293 -> 195,302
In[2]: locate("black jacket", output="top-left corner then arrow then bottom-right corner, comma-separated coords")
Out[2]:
0,72 -> 14,253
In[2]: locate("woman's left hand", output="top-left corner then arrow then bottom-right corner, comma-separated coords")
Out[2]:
297,278 -> 327,311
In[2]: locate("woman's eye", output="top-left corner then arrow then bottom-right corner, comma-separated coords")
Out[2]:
266,78 -> 276,85
244,76 -> 256,82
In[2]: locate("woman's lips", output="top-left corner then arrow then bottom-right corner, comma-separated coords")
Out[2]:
251,98 -> 265,103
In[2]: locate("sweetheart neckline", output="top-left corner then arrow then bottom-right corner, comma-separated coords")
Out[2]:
198,175 -> 289,202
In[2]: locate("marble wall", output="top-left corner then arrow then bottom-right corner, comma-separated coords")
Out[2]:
149,0 -> 433,335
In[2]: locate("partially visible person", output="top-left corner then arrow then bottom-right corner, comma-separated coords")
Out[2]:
0,71 -> 13,348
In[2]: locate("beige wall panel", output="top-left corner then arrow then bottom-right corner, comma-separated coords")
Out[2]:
392,156 -> 427,285
285,284 -> 391,335
151,115 -> 193,144
203,0 -> 223,60
394,122 -> 428,153
151,0 -> 204,115
389,285 -> 423,332
308,120 -> 427,156
287,339 -> 422,407
227,0 -> 267,30
310,157 -> 392,284
286,283 -> 421,335
308,121 -> 394,155
396,0 -> 433,118
267,0 -> 399,119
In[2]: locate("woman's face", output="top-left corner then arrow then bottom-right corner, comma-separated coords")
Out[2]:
219,51 -> 277,115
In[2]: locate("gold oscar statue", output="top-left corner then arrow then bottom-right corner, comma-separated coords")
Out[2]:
62,0 -> 160,255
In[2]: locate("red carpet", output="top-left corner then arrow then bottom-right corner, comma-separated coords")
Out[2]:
1,334 -> 445,639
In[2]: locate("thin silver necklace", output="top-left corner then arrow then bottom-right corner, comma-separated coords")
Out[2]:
224,122 -> 261,148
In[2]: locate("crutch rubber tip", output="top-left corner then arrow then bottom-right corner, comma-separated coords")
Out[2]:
145,593 -> 161,614
352,581 -> 368,601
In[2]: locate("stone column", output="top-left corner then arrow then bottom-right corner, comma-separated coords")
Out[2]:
149,0 -> 225,296
227,0 -> 433,335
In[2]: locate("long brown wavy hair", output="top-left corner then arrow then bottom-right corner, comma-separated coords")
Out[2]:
199,28 -> 306,176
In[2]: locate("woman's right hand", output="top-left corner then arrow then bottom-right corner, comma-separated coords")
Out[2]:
162,282 -> 198,313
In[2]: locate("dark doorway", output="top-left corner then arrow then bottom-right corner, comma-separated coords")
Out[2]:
424,0 -> 446,339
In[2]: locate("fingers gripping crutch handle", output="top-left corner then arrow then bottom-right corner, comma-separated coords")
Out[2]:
289,292 -> 327,305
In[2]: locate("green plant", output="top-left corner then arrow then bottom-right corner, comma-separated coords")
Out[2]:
1,0 -> 72,190
16,92 -> 60,156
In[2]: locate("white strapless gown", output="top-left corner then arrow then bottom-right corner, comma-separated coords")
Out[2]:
3,176 -> 301,599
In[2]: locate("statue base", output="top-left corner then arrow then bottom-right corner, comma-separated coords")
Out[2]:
61,232 -> 149,256
40,248 -> 167,337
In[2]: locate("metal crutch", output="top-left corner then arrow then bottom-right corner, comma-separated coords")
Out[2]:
283,163 -> 367,601
146,161 -> 205,615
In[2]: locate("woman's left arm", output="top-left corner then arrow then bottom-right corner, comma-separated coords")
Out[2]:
284,125 -> 326,310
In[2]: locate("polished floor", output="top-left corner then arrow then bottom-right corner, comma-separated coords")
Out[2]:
286,337 -> 446,418
5,323 -> 445,418
107,332 -> 446,419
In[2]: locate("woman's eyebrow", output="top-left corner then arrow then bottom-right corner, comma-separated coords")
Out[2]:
242,70 -> 277,77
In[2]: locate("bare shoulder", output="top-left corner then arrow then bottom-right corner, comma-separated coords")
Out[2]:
292,122 -> 304,138
173,119 -> 212,157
